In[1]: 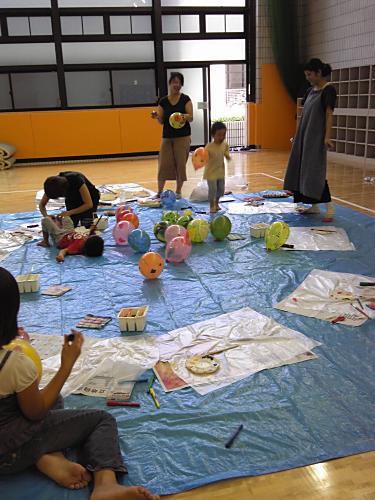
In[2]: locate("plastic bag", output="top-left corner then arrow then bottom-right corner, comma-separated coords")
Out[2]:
225,175 -> 248,191
189,180 -> 209,202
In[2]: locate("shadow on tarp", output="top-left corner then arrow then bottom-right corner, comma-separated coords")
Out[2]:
0,201 -> 374,498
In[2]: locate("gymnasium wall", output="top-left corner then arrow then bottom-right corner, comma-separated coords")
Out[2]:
0,107 -> 161,160
300,0 -> 375,68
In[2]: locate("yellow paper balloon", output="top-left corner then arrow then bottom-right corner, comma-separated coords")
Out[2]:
265,221 -> 290,251
5,338 -> 42,379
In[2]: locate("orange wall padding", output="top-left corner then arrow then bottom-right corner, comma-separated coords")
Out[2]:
247,64 -> 296,150
0,107 -> 161,159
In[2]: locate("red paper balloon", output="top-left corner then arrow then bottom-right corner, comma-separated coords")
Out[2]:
120,212 -> 139,229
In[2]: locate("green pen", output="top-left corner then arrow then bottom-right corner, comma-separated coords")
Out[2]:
147,373 -> 155,393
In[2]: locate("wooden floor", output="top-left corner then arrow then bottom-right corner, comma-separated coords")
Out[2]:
0,151 -> 374,499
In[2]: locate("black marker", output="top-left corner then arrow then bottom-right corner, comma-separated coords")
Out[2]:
225,424 -> 243,449
359,282 -> 375,286
281,244 -> 294,249
67,333 -> 75,343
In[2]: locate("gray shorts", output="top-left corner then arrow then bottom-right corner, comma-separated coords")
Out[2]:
207,179 -> 225,202
41,216 -> 75,245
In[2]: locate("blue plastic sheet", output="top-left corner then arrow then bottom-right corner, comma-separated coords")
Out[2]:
0,196 -> 374,499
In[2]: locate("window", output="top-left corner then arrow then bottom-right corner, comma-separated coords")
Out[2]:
61,16 -> 104,35
110,16 -> 131,35
0,75 -> 12,110
65,71 -> 112,107
162,15 -> 180,34
82,16 -> 104,35
112,69 -> 156,105
2,0 -> 50,6
7,18 -> 30,37
163,39 -> 245,62
61,17 -> 82,35
206,14 -> 244,33
206,15 -> 225,33
59,0 -> 152,5
62,42 -> 154,64
161,0 -> 245,5
225,15 -> 244,33
131,16 -> 152,35
29,17 -> 53,36
226,64 -> 246,89
180,15 -> 199,33
0,44 -> 56,65
11,72 -> 60,109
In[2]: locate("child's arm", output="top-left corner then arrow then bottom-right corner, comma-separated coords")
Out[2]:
59,184 -> 93,218
56,248 -> 68,262
224,142 -> 231,161
16,331 -> 83,421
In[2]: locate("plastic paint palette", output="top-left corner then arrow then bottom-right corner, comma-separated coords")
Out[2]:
250,223 -> 270,238
118,306 -> 149,333
16,274 -> 40,293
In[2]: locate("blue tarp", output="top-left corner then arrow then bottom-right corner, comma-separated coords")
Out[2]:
0,196 -> 374,499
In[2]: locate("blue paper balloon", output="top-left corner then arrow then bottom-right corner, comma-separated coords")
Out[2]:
160,190 -> 176,209
128,229 -> 151,253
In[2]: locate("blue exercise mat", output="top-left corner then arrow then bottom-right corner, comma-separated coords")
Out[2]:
0,198 -> 374,499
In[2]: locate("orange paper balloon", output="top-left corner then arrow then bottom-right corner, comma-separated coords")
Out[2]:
192,147 -> 209,170
120,212 -> 139,229
139,252 -> 164,279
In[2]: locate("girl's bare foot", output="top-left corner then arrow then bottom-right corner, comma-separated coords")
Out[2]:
91,484 -> 159,500
36,452 -> 90,490
37,240 -> 50,248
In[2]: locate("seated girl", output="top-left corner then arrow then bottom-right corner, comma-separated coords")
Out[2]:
0,267 -> 158,500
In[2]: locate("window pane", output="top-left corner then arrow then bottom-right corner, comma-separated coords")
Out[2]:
112,69 -> 155,105
162,0 -> 244,5
163,39 -> 245,62
131,16 -> 152,34
61,17 -> 82,35
110,16 -> 131,34
2,1 -> 50,6
0,44 -> 56,65
0,75 -> 12,110
65,71 -> 111,107
62,42 -> 154,64
11,72 -> 60,109
30,17 -> 52,36
180,15 -> 199,33
206,15 -> 225,33
82,16 -> 104,35
162,15 -> 179,34
7,17 -> 30,36
226,14 -> 244,32
59,0 -> 151,6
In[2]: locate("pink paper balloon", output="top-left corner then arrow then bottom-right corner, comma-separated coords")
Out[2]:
113,220 -> 135,245
165,234 -> 192,263
165,224 -> 187,243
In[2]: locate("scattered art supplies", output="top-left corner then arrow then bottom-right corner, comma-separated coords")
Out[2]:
118,306 -> 148,332
42,285 -> 72,297
153,361 -> 189,392
76,314 -> 112,330
282,227 -> 355,251
275,269 -> 375,326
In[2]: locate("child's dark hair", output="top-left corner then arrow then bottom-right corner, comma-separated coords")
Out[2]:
0,267 -> 20,347
169,72 -> 184,86
83,235 -> 104,257
44,176 -> 66,199
303,58 -> 332,77
211,121 -> 227,137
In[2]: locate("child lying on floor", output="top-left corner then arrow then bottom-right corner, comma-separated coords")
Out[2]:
0,267 -> 159,500
38,216 -> 104,263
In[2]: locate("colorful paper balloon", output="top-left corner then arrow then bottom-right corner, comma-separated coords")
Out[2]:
128,229 -> 151,253
113,220 -> 135,245
192,147 -> 209,170
165,234 -> 192,263
160,190 -> 176,209
5,338 -> 42,379
119,212 -> 139,229
153,221 -> 170,243
139,252 -> 164,279
265,221 -> 290,251
165,224 -> 187,243
116,205 -> 133,222
177,215 -> 191,228
187,219 -> 210,243
162,210 -> 179,225
169,112 -> 185,129
210,215 -> 232,241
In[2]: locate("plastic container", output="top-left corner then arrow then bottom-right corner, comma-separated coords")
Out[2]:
250,223 -> 270,238
118,306 -> 149,333
16,274 -> 40,293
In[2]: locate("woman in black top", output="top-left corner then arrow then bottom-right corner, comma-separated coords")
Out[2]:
39,171 -> 100,227
151,72 -> 193,199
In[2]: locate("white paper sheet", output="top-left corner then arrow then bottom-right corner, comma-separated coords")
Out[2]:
275,269 -> 375,326
226,201 -> 297,215
284,226 -> 355,251
157,307 -> 320,395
